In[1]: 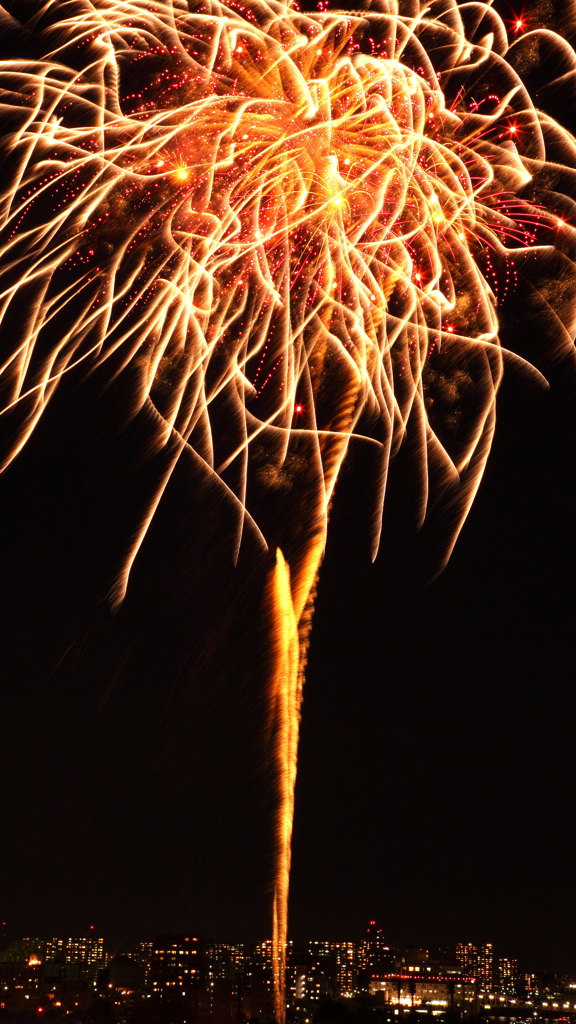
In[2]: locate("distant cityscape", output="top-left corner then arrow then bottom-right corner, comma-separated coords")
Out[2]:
1,922 -> 574,1024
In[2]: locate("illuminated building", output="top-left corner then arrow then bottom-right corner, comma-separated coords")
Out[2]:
204,943 -> 245,1021
254,940 -> 275,967
284,941 -> 336,1007
331,942 -> 357,996
455,944 -> 478,975
0,959 -> 42,1014
0,936 -> 104,967
363,922 -> 391,969
307,941 -> 332,957
0,939 -> 48,964
370,974 -> 476,1011
353,922 -> 393,992
206,943 -> 246,980
136,942 -> 154,988
294,962 -> 331,1003
64,937 -> 105,965
525,973 -> 539,997
456,943 -> 493,990
498,958 -> 519,995
150,935 -> 204,1004
477,945 -> 494,989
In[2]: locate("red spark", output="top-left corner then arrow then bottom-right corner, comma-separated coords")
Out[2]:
509,11 -> 528,34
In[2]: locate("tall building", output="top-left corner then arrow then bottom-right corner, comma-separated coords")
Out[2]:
524,973 -> 539,996
497,958 -> 519,995
204,943 -> 245,1021
363,922 -> 390,967
136,942 -> 154,988
332,942 -> 357,996
294,962 -> 331,1003
456,943 -> 493,989
285,942 -> 337,1007
455,943 -> 477,975
150,935 -> 203,1003
206,943 -> 245,982
477,945 -> 494,989
243,964 -> 274,1023
361,922 -> 392,978
253,940 -> 274,966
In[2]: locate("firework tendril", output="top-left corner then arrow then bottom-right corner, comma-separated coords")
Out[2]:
1,0 -> 576,1014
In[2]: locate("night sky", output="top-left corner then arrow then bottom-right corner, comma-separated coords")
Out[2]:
1,0 -> 576,982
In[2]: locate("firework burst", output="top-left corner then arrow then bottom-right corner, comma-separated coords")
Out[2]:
1,0 -> 576,1015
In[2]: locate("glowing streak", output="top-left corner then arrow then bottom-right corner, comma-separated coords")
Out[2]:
266,548 -> 300,1019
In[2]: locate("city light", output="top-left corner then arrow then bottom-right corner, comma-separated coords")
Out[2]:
4,927 -> 570,1020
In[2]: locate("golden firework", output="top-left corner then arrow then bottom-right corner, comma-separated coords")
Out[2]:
1,0 -> 576,1016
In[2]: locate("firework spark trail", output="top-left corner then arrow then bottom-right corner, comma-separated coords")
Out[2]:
2,0 -> 576,1016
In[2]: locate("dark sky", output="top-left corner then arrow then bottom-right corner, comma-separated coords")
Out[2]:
1,0 -> 576,982
1,306 -> 575,973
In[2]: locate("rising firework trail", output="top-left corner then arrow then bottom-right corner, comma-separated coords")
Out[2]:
1,0 -> 576,1016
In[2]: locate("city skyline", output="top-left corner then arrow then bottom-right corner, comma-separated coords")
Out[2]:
0,928 -> 567,980
3,922 -> 576,1024
1,0 -> 576,998
0,926 -> 567,985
